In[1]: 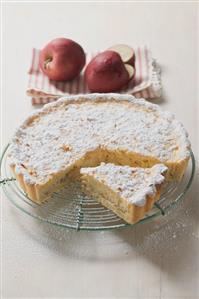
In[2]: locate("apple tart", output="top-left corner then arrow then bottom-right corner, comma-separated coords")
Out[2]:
9,93 -> 190,204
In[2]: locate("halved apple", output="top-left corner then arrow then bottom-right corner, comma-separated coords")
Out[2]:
124,64 -> 135,80
108,44 -> 135,66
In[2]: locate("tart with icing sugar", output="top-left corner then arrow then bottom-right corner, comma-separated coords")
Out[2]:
81,163 -> 168,224
9,93 -> 190,203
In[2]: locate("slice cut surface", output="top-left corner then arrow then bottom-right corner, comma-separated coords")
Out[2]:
81,163 -> 168,224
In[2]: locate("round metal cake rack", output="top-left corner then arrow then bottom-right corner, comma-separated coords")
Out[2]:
0,144 -> 195,231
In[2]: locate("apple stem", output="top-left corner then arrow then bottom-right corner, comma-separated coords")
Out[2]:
44,57 -> 52,69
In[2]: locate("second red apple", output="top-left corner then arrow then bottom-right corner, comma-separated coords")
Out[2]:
84,51 -> 134,92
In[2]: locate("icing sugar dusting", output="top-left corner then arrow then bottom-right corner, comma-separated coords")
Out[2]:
9,93 -> 190,184
81,163 -> 167,206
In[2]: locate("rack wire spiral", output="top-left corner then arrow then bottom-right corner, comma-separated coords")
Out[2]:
0,144 -> 195,231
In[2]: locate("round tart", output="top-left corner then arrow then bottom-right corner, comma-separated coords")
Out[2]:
9,93 -> 190,203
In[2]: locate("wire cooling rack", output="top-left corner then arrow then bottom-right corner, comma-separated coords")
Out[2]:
0,144 -> 195,231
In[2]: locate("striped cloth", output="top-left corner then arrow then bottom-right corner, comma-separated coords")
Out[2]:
27,46 -> 162,105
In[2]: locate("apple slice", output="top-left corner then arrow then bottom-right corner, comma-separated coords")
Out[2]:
108,44 -> 135,66
124,64 -> 135,80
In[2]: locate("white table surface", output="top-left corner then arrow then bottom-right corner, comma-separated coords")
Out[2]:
1,2 -> 199,299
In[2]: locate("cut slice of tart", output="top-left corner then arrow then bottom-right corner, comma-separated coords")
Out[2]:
80,163 -> 168,224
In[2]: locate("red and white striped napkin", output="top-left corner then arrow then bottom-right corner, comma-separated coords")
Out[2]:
27,46 -> 162,105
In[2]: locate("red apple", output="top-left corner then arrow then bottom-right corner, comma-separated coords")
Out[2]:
84,51 -> 134,92
39,38 -> 86,81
